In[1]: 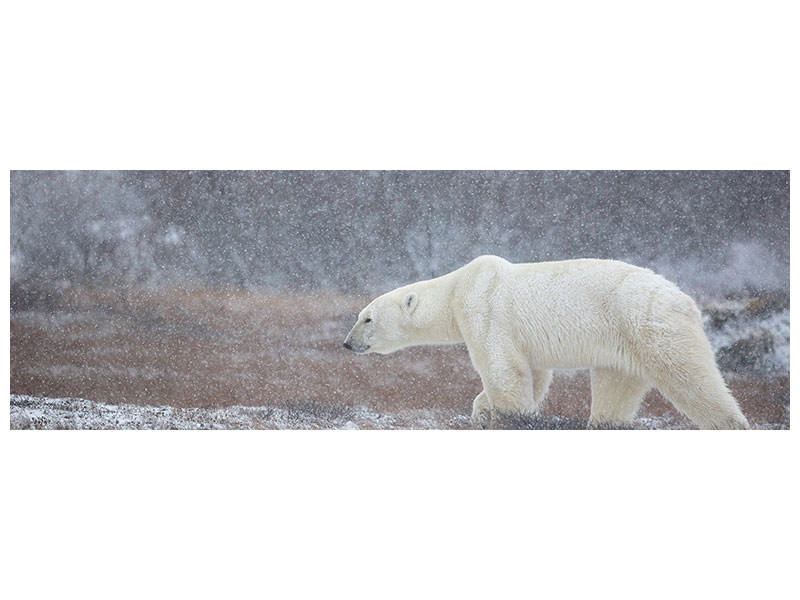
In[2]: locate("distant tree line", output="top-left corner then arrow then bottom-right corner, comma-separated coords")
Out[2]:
9,170 -> 789,294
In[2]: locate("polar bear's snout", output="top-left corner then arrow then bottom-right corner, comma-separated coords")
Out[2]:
343,338 -> 370,353
343,326 -> 370,353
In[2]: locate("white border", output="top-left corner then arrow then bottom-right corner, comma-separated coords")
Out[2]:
3,2 -> 797,599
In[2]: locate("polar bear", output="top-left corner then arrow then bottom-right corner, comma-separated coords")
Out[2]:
343,255 -> 749,430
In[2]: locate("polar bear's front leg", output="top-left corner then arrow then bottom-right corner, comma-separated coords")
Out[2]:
471,370 -> 548,429
482,362 -> 536,427
465,338 -> 536,428
532,369 -> 553,408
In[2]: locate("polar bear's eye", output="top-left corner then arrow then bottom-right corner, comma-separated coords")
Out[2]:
364,318 -> 372,323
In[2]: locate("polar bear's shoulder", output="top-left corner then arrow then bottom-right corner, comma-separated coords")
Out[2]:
464,254 -> 510,270
455,255 -> 513,282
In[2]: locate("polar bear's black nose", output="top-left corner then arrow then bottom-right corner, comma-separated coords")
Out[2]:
343,340 -> 353,350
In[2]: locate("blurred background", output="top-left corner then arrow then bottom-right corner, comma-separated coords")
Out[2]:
9,171 -> 790,429
10,170 -> 789,297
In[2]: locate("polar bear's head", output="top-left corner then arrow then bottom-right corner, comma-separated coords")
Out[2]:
343,289 -> 419,355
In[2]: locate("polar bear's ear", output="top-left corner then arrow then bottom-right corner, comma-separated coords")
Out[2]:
402,292 -> 418,315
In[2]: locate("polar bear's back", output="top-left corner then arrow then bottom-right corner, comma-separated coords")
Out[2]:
506,256 -> 694,321
465,256 -> 702,373
507,257 -> 652,322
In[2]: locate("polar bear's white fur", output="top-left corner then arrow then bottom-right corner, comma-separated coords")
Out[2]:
343,255 -> 749,429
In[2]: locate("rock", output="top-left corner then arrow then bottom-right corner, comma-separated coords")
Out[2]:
742,292 -> 790,319
716,332 -> 775,373
706,307 -> 738,330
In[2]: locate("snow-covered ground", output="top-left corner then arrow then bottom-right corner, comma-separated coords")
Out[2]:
11,393 -> 747,430
9,394 -> 474,430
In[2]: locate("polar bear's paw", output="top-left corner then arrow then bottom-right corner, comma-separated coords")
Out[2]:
470,391 -> 492,429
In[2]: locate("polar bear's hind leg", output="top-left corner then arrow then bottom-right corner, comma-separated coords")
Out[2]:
634,312 -> 750,429
654,375 -> 750,429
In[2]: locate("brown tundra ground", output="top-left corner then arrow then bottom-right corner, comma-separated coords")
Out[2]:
9,285 -> 790,429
